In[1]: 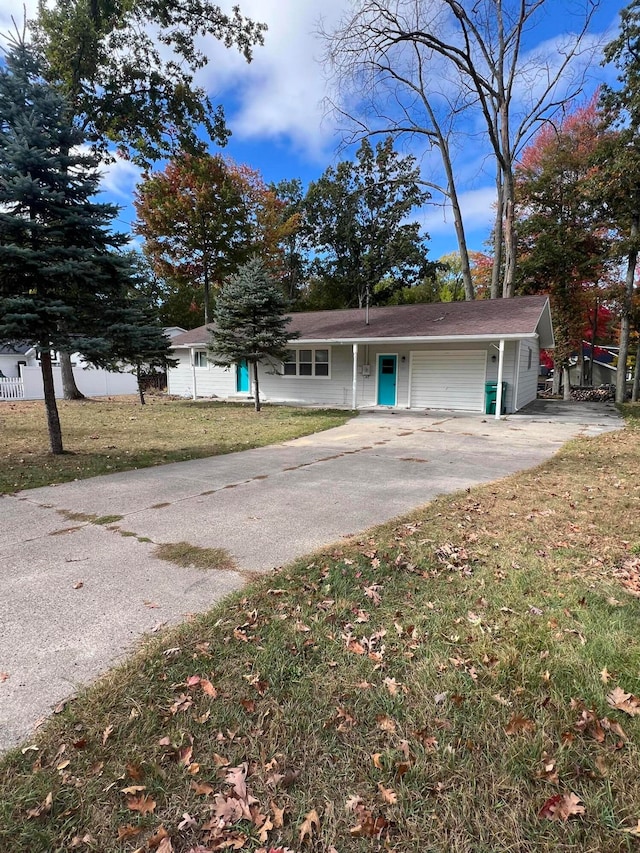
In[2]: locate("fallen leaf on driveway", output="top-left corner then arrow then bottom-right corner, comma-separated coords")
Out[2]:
0,672 -> 8,682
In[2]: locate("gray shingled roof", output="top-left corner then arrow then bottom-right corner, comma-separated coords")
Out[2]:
0,342 -> 33,356
171,295 -> 554,349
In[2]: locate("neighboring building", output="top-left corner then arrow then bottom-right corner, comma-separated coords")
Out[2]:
168,295 -> 554,416
569,342 -> 618,387
0,343 -> 137,401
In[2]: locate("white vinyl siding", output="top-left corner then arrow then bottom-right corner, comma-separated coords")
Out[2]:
167,340 -> 525,411
409,350 -> 487,412
167,350 -> 236,399
515,337 -> 539,410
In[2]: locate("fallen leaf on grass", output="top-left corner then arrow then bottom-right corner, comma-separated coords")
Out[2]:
170,693 -> 193,715
121,785 -> 146,795
191,780 -> 215,796
201,679 -> 217,697
574,709 -> 605,742
257,815 -> 273,843
299,808 -> 320,844
270,800 -> 285,828
377,783 -> 397,804
349,805 -> 390,839
535,754 -> 559,785
539,792 -> 585,821
27,792 -> 53,819
102,724 -> 114,745
377,714 -> 397,733
117,825 -> 143,840
622,819 -> 640,836
178,814 -> 198,831
607,686 -> 640,716
126,793 -> 156,814
384,677 -> 400,696
156,838 -> 174,853
505,714 -> 536,735
148,825 -> 170,848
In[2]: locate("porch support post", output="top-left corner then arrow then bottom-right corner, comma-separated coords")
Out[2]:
190,347 -> 197,401
495,338 -> 505,420
352,343 -> 358,409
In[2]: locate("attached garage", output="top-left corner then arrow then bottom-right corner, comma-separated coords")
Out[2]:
409,350 -> 487,412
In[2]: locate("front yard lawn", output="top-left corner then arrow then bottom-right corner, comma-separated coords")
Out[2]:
1,408 -> 639,851
0,397 -> 352,493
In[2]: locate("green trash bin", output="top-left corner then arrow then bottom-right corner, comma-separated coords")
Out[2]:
485,381 -> 507,415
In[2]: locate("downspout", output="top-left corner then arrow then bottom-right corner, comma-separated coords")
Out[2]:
190,347 -> 197,401
495,339 -> 505,420
352,343 -> 358,409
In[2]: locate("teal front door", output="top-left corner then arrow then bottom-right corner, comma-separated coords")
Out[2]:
236,359 -> 250,393
377,355 -> 397,406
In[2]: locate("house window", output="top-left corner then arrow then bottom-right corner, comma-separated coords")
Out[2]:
193,351 -> 209,368
283,348 -> 330,377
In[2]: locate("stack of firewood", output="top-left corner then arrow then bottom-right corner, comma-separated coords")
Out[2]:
570,387 -> 615,402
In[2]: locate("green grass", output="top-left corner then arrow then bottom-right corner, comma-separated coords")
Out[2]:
1,416 -> 639,852
0,397 -> 352,493
153,541 -> 237,572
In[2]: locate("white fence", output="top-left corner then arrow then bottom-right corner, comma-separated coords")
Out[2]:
0,367 -> 137,401
0,377 -> 24,400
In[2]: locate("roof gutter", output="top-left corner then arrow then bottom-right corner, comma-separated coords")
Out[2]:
173,332 -> 541,349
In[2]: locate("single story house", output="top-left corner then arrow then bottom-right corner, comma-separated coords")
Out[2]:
168,295 -> 553,417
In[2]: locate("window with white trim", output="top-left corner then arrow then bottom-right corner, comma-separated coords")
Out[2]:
193,351 -> 209,368
283,348 -> 330,377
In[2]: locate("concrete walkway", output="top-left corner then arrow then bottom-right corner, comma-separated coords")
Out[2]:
0,404 -> 622,751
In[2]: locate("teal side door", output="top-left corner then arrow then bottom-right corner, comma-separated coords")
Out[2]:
377,355 -> 397,406
236,359 -> 250,393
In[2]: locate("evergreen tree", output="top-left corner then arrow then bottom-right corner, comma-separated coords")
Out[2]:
0,37 -> 143,452
209,258 -> 297,412
94,295 -> 178,405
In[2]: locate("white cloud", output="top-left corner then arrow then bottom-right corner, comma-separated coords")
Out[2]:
98,156 -> 142,201
195,0 -> 348,160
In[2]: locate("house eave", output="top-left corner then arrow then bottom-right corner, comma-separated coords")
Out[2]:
172,332 -> 542,349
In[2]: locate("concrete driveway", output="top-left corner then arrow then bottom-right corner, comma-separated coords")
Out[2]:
0,404 -> 622,751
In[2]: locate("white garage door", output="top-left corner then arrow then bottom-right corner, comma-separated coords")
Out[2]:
409,350 -> 487,412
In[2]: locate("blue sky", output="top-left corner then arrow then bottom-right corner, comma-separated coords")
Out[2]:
0,0 -> 629,262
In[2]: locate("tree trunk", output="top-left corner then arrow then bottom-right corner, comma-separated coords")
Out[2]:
491,168 -> 503,299
501,170 -> 516,298
562,365 -> 571,401
252,360 -> 261,412
587,302 -> 599,386
631,338 -> 640,403
576,350 -> 584,388
440,140 -> 474,301
616,212 -> 639,404
40,350 -> 64,454
136,364 -> 146,405
552,368 -> 561,395
60,350 -> 86,399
